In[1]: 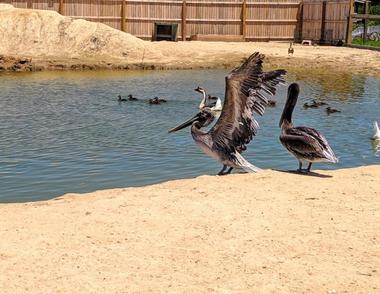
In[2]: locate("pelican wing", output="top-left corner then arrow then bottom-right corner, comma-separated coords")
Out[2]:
209,52 -> 286,153
281,127 -> 337,162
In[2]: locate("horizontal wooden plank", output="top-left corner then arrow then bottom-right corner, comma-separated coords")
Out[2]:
246,2 -> 300,5
352,14 -> 380,20
245,36 -> 294,39
124,0 -> 300,5
247,19 -> 298,23
71,16 -> 298,24
126,0 -> 182,5
190,34 -> 245,42
127,17 -> 182,22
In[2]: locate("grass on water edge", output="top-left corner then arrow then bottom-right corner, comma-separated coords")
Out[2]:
352,39 -> 380,47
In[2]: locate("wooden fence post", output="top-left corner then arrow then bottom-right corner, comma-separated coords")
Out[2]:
363,0 -> 369,44
241,0 -> 247,39
58,0 -> 64,15
346,0 -> 354,44
121,0 -> 126,32
182,1 -> 187,41
297,1 -> 304,42
320,0 -> 327,42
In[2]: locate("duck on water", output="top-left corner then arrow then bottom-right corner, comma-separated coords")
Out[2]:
279,83 -> 338,173
149,97 -> 167,104
169,52 -> 286,175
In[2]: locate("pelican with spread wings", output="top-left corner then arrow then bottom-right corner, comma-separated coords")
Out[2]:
168,52 -> 286,175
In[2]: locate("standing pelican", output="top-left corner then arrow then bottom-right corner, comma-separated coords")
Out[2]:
279,83 -> 338,173
372,121 -> 380,140
194,86 -> 223,111
169,52 -> 286,175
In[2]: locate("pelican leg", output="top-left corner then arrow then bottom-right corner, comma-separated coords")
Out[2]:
306,162 -> 312,173
225,167 -> 233,174
297,161 -> 303,173
217,165 -> 227,176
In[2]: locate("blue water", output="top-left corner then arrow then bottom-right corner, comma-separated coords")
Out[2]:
0,70 -> 379,202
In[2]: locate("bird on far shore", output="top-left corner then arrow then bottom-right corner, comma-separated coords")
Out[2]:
372,121 -> 380,140
288,42 -> 294,56
279,83 -> 338,173
128,94 -> 138,101
118,95 -> 127,102
326,107 -> 341,114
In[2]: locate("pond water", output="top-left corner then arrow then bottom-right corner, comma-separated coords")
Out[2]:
0,69 -> 379,202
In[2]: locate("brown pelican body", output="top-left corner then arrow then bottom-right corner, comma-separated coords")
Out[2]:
169,52 -> 286,175
279,83 -> 338,172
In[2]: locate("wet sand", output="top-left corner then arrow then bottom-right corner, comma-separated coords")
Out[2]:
0,166 -> 379,293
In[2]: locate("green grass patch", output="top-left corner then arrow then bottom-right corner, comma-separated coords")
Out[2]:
352,39 -> 380,47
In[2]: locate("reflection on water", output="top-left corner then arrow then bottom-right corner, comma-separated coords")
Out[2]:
0,70 -> 379,202
372,139 -> 380,156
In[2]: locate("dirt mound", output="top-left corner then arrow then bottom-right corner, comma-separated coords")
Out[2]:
0,4 -> 152,64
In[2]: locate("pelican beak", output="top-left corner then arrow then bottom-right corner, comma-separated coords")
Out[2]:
168,113 -> 200,133
194,87 -> 202,93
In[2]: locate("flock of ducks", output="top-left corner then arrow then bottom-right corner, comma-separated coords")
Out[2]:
303,99 -> 341,115
118,94 -> 167,104
169,52 -> 339,175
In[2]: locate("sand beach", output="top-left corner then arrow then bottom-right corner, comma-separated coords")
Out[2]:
0,166 -> 379,293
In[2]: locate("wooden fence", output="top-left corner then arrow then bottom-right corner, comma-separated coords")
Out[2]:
302,0 -> 350,42
2,0 -> 352,42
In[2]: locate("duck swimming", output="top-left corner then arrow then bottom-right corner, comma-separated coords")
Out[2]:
303,102 -> 318,109
194,86 -> 223,112
372,121 -> 380,140
128,94 -> 138,101
117,95 -> 127,102
279,83 -> 338,173
326,107 -> 341,114
312,99 -> 327,107
149,97 -> 167,104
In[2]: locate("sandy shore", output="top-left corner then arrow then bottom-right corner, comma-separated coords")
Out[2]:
0,166 -> 379,293
1,4 -> 380,76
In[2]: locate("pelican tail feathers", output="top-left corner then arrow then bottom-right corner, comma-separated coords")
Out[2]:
234,152 -> 262,173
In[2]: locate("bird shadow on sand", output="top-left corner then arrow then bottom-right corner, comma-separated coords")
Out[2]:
273,169 -> 333,178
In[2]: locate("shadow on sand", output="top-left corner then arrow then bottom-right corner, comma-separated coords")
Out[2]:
273,169 -> 333,178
